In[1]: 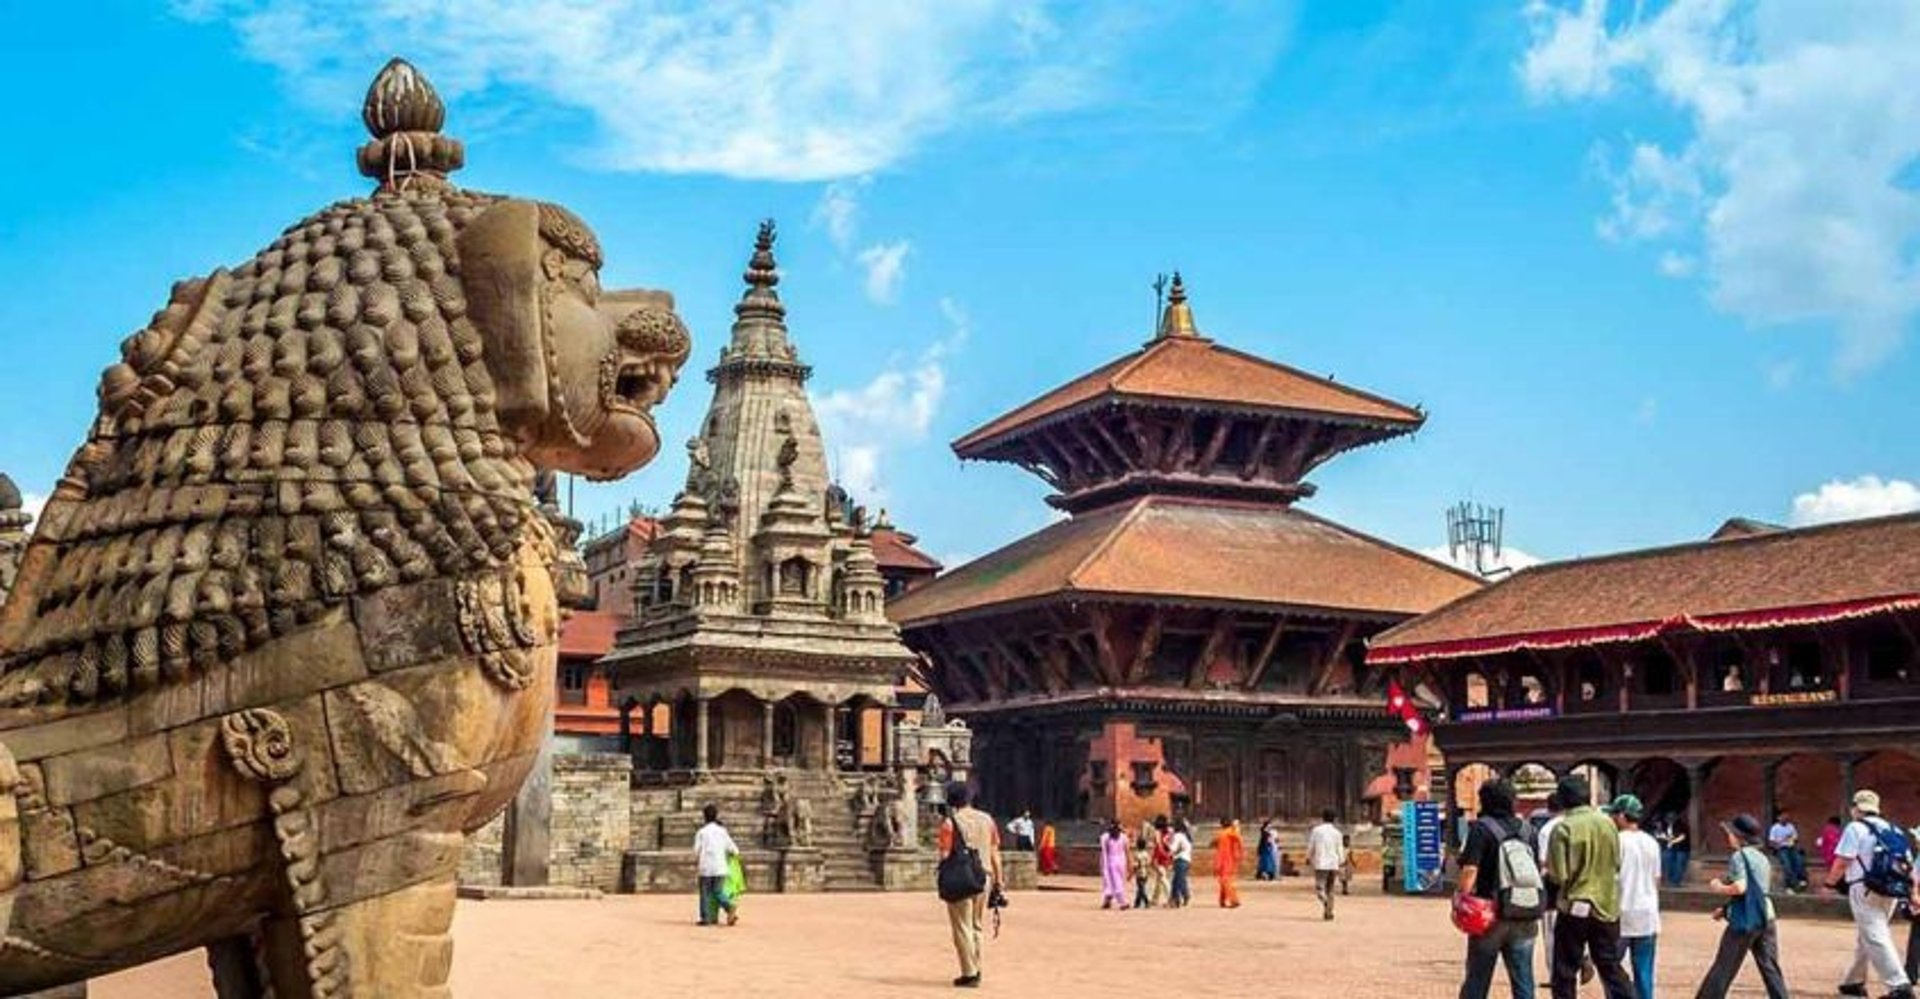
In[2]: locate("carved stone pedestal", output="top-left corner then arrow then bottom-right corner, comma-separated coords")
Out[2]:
776,847 -> 825,893
872,848 -> 934,891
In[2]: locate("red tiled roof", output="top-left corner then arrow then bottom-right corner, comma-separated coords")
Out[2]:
1368,512 -> 1920,664
953,336 -> 1423,453
559,610 -> 625,659
871,527 -> 942,573
887,495 -> 1480,625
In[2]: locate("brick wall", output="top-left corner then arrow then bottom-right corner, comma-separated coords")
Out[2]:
549,753 -> 634,891
458,752 -> 633,891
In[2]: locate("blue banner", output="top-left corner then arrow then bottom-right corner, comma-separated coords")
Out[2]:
1402,800 -> 1443,893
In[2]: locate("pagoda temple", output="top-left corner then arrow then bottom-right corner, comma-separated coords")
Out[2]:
890,275 -> 1481,831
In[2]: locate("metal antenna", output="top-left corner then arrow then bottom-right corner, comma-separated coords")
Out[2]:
1446,501 -> 1509,578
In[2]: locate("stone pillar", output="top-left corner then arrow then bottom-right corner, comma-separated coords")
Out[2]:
618,697 -> 636,756
1442,762 -> 1462,851
762,700 -> 776,767
1685,760 -> 1711,875
695,697 -> 711,772
502,723 -> 555,887
880,708 -> 896,770
827,704 -> 843,771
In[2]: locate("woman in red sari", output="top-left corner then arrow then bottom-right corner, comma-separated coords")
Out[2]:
1213,818 -> 1245,908
1037,823 -> 1060,875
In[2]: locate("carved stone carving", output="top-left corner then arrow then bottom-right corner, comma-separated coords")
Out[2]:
0,58 -> 685,997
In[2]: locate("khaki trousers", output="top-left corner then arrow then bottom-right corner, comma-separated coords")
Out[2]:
947,893 -> 987,978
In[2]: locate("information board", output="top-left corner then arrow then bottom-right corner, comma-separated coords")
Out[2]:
1401,800 -> 1443,894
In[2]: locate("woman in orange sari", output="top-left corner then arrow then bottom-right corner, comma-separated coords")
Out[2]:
1213,818 -> 1245,908
1037,823 -> 1059,875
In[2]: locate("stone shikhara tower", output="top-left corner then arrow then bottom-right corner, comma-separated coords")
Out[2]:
605,223 -> 920,890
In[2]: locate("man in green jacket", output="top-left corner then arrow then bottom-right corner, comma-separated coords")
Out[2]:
1546,775 -> 1636,999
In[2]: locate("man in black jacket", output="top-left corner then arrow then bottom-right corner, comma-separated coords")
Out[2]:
1457,779 -> 1539,999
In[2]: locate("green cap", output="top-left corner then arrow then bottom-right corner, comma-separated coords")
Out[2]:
1603,794 -> 1644,820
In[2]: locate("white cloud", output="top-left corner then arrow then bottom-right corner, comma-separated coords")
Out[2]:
1657,250 -> 1697,278
1521,0 -> 1920,373
181,1 -> 1287,182
811,177 -> 869,251
1789,475 -> 1920,526
1764,358 -> 1798,390
813,299 -> 969,502
1422,544 -> 1547,578
20,492 -> 44,529
856,240 -> 911,304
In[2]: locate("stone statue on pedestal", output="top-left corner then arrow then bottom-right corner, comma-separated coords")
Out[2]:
0,58 -> 688,998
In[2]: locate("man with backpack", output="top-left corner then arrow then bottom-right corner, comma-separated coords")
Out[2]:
937,782 -> 1003,989
1456,778 -> 1541,999
1827,789 -> 1915,999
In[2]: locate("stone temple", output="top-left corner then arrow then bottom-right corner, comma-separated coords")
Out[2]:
598,223 -> 946,892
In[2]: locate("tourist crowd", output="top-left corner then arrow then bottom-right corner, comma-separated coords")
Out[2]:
1454,775 -> 1919,999
689,778 -> 1920,994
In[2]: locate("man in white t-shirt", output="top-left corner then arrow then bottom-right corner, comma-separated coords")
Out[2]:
1607,794 -> 1661,999
1827,789 -> 1914,999
1168,819 -> 1196,907
1307,809 -> 1346,921
692,803 -> 741,927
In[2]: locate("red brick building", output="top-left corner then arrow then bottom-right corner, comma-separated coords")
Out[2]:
1368,512 -> 1920,862
891,276 -> 1480,831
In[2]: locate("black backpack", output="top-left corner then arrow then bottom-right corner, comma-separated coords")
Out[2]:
938,813 -> 990,902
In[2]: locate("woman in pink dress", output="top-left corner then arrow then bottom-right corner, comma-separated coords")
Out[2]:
1099,819 -> 1131,909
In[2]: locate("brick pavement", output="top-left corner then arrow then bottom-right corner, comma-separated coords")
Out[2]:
96,877 -> 1875,997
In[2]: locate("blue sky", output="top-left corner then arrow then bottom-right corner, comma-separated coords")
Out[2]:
2,1 -> 1917,570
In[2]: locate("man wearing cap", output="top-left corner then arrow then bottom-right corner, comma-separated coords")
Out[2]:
1697,813 -> 1791,998
1827,789 -> 1914,999
1545,775 -> 1636,999
1608,794 -> 1661,999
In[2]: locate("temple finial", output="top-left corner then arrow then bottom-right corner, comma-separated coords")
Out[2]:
357,58 -> 465,191
746,219 -> 780,290
734,218 -> 787,323
1156,271 -> 1201,340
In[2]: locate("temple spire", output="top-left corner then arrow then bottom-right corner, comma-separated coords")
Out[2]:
1155,271 -> 1203,341
715,219 -> 807,379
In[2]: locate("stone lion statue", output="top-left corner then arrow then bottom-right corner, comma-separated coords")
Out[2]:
0,59 -> 689,998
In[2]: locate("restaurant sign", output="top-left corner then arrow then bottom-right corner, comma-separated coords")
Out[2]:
1452,705 -> 1557,724
1749,689 -> 1838,707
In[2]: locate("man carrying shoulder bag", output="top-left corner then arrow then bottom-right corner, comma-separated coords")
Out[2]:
938,781 -> 1004,989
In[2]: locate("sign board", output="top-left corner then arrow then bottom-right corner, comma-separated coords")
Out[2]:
1401,800 -> 1443,893
1452,705 -> 1556,724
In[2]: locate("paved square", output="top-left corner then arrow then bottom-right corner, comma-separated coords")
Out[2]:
99,879 -> 1870,997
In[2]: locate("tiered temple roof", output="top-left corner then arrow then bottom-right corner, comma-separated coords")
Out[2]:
952,275 -> 1425,513
894,274 -> 1474,638
888,495 -> 1475,624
